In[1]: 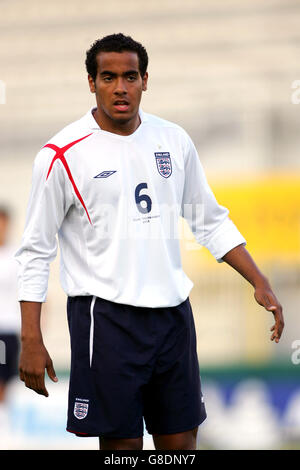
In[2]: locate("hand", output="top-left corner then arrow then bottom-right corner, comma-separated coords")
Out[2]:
254,283 -> 284,343
19,339 -> 58,397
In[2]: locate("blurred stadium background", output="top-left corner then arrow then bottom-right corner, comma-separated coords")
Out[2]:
0,0 -> 300,450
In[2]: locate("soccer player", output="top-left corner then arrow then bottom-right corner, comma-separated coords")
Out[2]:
15,33 -> 284,451
0,206 -> 20,433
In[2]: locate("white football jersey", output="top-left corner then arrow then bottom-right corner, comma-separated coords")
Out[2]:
15,108 -> 246,308
0,244 -> 20,333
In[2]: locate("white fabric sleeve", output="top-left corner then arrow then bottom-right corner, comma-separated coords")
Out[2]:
14,148 -> 74,302
181,133 -> 246,262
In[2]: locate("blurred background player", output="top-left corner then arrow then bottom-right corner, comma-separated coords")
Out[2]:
0,206 -> 20,432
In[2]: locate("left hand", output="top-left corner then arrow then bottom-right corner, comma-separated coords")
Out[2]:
254,283 -> 284,343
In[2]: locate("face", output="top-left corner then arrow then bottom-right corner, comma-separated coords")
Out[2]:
88,51 -> 148,134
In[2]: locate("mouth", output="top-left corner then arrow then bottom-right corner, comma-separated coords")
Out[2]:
113,100 -> 130,112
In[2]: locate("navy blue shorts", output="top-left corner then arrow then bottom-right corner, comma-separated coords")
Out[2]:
66,296 -> 207,439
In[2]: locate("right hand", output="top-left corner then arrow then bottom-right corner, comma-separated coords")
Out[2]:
19,339 -> 58,397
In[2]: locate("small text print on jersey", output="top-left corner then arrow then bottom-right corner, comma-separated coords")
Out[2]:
74,399 -> 89,419
94,171 -> 117,178
155,152 -> 172,178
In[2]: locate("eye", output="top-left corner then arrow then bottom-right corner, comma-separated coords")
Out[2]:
127,75 -> 137,82
103,76 -> 112,82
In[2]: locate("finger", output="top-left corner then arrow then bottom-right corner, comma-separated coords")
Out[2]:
19,369 -> 25,382
271,333 -> 280,343
270,318 -> 284,342
23,371 -> 48,397
274,310 -> 284,336
270,323 -> 276,336
33,380 -> 48,397
35,387 -> 49,397
46,360 -> 58,383
35,371 -> 49,397
271,331 -> 277,341
271,328 -> 279,341
23,372 -> 36,392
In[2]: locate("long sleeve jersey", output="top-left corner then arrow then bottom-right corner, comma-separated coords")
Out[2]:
15,108 -> 246,308
0,244 -> 20,333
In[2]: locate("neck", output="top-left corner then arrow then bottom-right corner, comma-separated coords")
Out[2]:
92,108 -> 141,136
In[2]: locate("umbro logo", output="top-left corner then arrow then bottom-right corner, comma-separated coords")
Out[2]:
94,171 -> 116,178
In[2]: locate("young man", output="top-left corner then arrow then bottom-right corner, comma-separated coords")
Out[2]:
15,33 -> 284,451
0,206 -> 20,432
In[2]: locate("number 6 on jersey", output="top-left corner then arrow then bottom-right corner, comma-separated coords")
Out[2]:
135,183 -> 152,214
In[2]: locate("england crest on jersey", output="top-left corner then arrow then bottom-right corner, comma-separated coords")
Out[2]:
74,399 -> 89,419
155,152 -> 172,178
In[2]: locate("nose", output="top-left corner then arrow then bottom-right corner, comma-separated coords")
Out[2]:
114,77 -> 127,95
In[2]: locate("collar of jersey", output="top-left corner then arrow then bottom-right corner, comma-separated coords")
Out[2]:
85,106 -> 147,139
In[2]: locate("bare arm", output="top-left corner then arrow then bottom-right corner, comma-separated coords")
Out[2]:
19,301 -> 58,397
222,244 -> 284,343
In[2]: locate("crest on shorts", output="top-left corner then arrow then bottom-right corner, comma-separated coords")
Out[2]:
74,399 -> 89,420
155,152 -> 172,178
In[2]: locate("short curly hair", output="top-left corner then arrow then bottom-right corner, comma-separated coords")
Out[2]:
85,33 -> 148,81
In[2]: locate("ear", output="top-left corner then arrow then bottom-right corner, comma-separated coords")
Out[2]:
88,74 -> 96,93
142,72 -> 148,92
